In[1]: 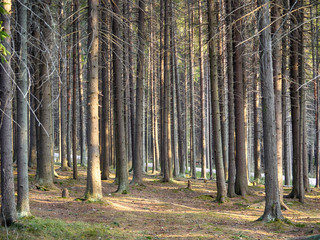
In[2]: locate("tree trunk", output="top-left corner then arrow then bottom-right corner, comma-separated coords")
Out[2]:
112,0 -> 128,192
132,0 -> 146,184
85,0 -> 102,200
72,0 -> 79,180
208,0 -> 227,203
16,0 -> 31,217
37,1 -> 54,187
199,0 -> 206,179
188,0 -> 197,179
233,0 -> 248,196
226,0 -> 236,198
163,0 -> 172,182
271,0 -> 285,206
59,0 -> 68,171
101,1 -> 110,180
258,0 -> 284,222
0,0 -> 17,226
288,0 -> 301,199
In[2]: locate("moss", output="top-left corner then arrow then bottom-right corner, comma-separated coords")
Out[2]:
0,217 -> 122,240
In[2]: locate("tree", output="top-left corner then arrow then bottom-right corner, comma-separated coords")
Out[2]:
85,0 -> 102,200
258,0 -> 283,222
112,0 -> 128,192
226,0 -> 236,198
16,0 -> 31,217
163,0 -> 172,182
132,0 -> 146,185
271,0 -> 285,206
36,1 -> 54,187
72,0 -> 79,180
208,0 -> 227,203
0,0 -> 17,226
288,0 -> 302,200
233,0 -> 248,196
188,0 -> 196,179
100,0 -> 110,180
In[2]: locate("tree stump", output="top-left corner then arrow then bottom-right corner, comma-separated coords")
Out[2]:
187,180 -> 192,190
62,188 -> 69,198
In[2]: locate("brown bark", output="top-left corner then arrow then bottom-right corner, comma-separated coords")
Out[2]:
208,0 -> 227,203
132,0 -> 146,184
258,0 -> 284,222
85,0 -> 102,200
233,0 -> 248,196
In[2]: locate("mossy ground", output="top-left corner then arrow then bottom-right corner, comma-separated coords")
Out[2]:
1,166 -> 320,239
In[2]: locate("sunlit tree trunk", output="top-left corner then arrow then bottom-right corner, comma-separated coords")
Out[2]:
85,0 -> 102,200
258,0 -> 283,222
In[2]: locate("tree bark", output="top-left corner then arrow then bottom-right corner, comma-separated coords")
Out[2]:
226,0 -> 236,198
72,0 -> 79,180
233,0 -> 248,196
199,0 -> 206,179
188,0 -> 197,179
288,0 -> 301,199
208,0 -> 227,203
132,0 -> 146,184
37,1 -> 54,187
258,0 -> 284,222
0,0 -> 17,226
85,0 -> 102,200
16,0 -> 31,217
112,0 -> 129,192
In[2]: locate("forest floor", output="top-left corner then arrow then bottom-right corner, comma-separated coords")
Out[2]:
1,166 -> 320,240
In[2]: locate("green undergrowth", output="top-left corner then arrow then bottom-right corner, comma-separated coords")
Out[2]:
0,217 -> 129,240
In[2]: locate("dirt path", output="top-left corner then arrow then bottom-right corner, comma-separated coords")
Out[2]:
26,166 -> 320,239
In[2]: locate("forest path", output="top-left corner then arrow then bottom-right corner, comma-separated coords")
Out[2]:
4,166 -> 320,240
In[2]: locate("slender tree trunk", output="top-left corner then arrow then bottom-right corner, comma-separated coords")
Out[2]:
208,0 -> 227,203
72,0 -> 79,180
37,1 -> 54,187
163,0 -> 172,182
299,8 -> 306,201
0,0 -> 17,226
258,0 -> 283,222
226,0 -> 236,198
233,0 -> 248,196
288,0 -> 301,199
85,0 -> 102,200
16,0 -> 31,217
198,0 -> 206,179
188,1 -> 197,179
271,0 -> 285,206
101,2 -> 110,180
112,0 -> 128,192
59,0 -> 68,171
132,0 -> 146,184
282,0 -> 290,186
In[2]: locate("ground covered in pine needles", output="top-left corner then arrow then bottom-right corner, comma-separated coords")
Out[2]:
1,166 -> 320,239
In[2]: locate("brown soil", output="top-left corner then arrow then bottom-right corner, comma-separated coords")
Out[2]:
27,166 -> 320,239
